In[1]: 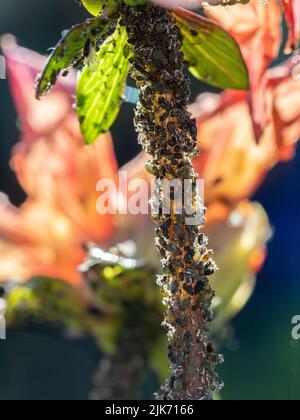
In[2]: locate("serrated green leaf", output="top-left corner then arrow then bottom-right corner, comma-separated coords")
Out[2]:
174,9 -> 249,91
77,26 -> 130,144
36,16 -> 116,99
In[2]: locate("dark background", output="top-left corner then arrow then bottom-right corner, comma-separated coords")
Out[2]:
0,0 -> 299,400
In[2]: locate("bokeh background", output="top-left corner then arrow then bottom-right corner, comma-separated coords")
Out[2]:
0,0 -> 299,400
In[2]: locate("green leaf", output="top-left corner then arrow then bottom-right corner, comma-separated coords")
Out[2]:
5,277 -> 90,330
77,26 -> 130,144
81,0 -> 103,15
81,0 -> 120,16
122,0 -> 148,5
174,9 -> 249,91
36,16 -> 116,99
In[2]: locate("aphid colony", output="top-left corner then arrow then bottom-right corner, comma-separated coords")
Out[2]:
121,4 -> 223,400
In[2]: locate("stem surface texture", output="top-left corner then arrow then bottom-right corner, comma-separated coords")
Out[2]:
121,4 -> 223,400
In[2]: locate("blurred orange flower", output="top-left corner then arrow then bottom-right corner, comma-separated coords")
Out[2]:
191,61 -> 300,215
282,0 -> 300,51
0,37 -> 118,285
205,0 -> 282,140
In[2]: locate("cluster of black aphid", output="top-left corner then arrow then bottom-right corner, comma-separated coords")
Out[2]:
36,16 -> 117,97
120,4 -> 223,400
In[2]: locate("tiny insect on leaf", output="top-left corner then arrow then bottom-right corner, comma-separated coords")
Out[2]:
36,16 -> 116,99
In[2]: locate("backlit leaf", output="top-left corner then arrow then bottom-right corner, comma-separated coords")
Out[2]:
77,26 -> 130,144
82,0 -> 103,16
36,16 -> 116,98
174,8 -> 249,90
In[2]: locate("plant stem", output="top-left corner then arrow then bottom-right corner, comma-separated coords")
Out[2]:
90,325 -> 150,400
121,4 -> 223,400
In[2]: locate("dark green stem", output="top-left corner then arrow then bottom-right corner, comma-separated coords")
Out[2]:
90,325 -> 150,400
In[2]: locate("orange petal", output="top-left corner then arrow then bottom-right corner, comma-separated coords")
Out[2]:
0,39 -> 120,286
282,0 -> 300,52
1,35 -> 76,141
192,60 -> 300,208
205,0 -> 282,141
